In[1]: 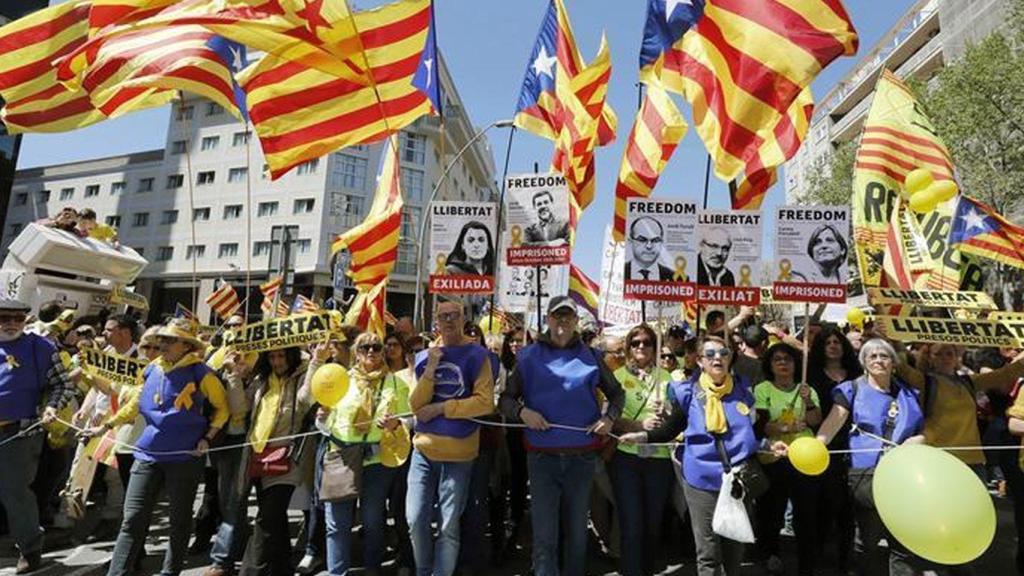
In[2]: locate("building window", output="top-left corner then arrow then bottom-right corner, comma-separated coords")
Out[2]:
132,212 -> 149,227
262,164 -> 270,179
37,189 -> 50,203
395,241 -> 416,275
200,135 -> 219,151
85,184 -> 100,197
14,192 -> 26,206
293,198 -> 315,214
228,167 -> 248,183
105,215 -> 121,227
137,178 -> 154,193
59,188 -> 74,201
232,131 -> 250,147
110,181 -> 126,195
157,246 -> 174,261
186,245 -> 206,259
400,133 -> 426,165
9,223 -> 22,236
193,207 -> 210,221
197,171 -> 216,185
296,238 -> 312,254
161,210 -> 178,225
401,168 -> 424,202
218,243 -> 239,258
171,140 -> 187,155
176,105 -> 194,121
167,174 -> 184,189
401,206 -> 421,237
223,204 -> 243,219
334,154 -> 367,189
296,158 -> 319,175
133,247 -> 144,257
257,202 -> 278,217
253,241 -> 271,257
206,102 -> 224,116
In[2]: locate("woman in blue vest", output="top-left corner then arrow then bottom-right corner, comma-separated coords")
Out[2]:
814,338 -> 925,576
622,334 -> 783,576
90,318 -> 230,576
609,323 -> 674,576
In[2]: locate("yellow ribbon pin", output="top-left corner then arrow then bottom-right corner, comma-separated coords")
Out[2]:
5,355 -> 19,369
435,253 -> 447,275
673,256 -> 688,282
739,264 -> 753,287
777,259 -> 792,282
510,225 -> 523,247
173,382 -> 197,411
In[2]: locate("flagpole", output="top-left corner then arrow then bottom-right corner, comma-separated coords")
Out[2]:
180,92 -> 200,313
486,125 -> 517,331
244,121 -> 254,320
696,153 -> 712,333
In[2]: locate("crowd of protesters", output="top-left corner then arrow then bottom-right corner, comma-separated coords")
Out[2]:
3,295 -> 1024,576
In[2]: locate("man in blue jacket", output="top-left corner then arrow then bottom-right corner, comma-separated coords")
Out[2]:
0,299 -> 75,573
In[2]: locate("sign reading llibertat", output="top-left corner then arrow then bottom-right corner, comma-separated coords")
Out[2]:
695,210 -> 763,306
623,198 -> 697,302
504,173 -> 571,266
773,206 -> 850,303
428,202 -> 497,295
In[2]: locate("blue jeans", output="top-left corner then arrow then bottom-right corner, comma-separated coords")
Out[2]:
609,452 -> 673,576
527,451 -> 596,576
405,449 -> 474,576
324,463 -> 399,575
209,434 -> 247,568
0,429 -> 43,555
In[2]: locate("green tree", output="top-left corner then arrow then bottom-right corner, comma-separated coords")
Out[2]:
798,140 -> 856,206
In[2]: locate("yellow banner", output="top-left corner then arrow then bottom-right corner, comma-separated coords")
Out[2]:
988,311 -> 1024,321
878,315 -> 1024,347
223,312 -> 333,353
109,285 -> 149,310
80,348 -> 150,386
867,288 -> 996,310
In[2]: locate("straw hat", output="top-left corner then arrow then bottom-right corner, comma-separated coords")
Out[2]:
156,318 -> 204,349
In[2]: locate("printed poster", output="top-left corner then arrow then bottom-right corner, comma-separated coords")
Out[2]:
773,206 -> 850,303
428,201 -> 497,295
503,173 -> 571,266
623,199 -> 697,302
696,210 -> 763,305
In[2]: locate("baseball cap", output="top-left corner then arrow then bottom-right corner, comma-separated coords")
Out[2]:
0,299 -> 30,313
668,322 -> 696,341
547,295 -> 578,315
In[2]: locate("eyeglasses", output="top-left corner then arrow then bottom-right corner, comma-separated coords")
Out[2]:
701,348 -> 731,360
867,353 -> 892,362
358,343 -> 384,353
771,355 -> 794,364
0,314 -> 26,324
660,354 -> 676,361
606,349 -> 625,358
438,311 -> 462,323
629,339 -> 653,349
630,235 -> 663,246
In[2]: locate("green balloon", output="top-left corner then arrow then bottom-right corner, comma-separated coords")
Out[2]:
873,444 -> 996,565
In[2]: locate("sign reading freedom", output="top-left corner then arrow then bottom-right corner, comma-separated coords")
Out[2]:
224,312 -> 333,353
80,348 -> 150,386
867,288 -> 996,310
877,315 -> 1024,347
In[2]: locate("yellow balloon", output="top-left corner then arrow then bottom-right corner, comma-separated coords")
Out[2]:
909,188 -> 942,214
904,168 -> 934,196
478,314 -> 504,335
311,364 -> 350,408
930,179 -> 959,203
788,437 -> 829,476
873,445 -> 996,565
846,307 -> 866,328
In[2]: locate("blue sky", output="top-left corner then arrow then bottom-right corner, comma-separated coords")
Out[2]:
20,0 -> 917,280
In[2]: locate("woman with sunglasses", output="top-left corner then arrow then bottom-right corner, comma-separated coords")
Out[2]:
622,334 -> 783,576
322,332 -> 411,576
813,338 -> 925,575
381,331 -> 416,575
753,343 -> 821,576
609,324 -> 674,576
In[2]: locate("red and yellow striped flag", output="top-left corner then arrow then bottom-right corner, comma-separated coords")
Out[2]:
656,0 -> 857,182
239,0 -> 435,179
568,264 -> 600,323
205,280 -> 241,321
332,135 -> 403,289
259,276 -> 285,316
612,84 -> 687,242
345,280 -> 388,338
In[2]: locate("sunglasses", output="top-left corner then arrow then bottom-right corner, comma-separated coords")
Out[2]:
702,348 -> 731,360
660,354 -> 676,361
629,339 -> 653,349
438,311 -> 462,323
358,343 -> 384,353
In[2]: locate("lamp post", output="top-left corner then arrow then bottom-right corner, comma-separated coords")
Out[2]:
412,118 -> 515,331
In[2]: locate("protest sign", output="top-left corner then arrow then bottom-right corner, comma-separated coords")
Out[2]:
497,264 -> 569,316
877,315 -> 1024,348
224,312 -> 333,353
773,206 -> 849,303
696,210 -> 762,305
428,201 -> 497,295
108,285 -> 149,310
80,348 -> 150,386
867,288 -> 997,310
504,173 -> 571,266
623,199 -> 697,302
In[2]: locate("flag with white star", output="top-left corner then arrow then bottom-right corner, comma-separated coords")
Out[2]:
411,3 -> 441,114
949,195 -> 1024,270
639,0 -> 704,77
206,35 -> 250,122
513,0 -> 561,139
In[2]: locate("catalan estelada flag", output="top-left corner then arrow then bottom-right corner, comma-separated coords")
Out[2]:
205,280 -> 241,321
332,135 -> 403,290
291,294 -> 321,315
950,196 -> 1024,271
612,84 -> 687,242
174,303 -> 197,321
568,264 -> 600,324
239,0 -> 436,179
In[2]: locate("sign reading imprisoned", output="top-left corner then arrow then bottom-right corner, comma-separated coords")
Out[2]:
224,312 -> 333,353
773,206 -> 849,303
866,288 -> 996,310
696,210 -> 762,305
623,199 -> 697,302
503,173 -> 571,266
877,315 -> 1024,347
80,348 -> 150,386
428,202 -> 497,295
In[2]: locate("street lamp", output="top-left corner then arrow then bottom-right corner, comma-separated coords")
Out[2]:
412,118 -> 515,331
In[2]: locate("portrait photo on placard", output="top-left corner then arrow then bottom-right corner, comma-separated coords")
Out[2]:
774,206 -> 850,286
428,202 -> 497,295
696,210 -> 763,288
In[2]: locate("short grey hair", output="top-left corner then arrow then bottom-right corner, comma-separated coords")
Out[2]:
859,338 -> 899,368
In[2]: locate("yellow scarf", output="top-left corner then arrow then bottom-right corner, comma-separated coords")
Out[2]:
699,372 -> 734,435
250,373 -> 284,453
350,365 -> 385,436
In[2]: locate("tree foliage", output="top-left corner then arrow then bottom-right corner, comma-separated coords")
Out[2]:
798,140 -> 856,207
